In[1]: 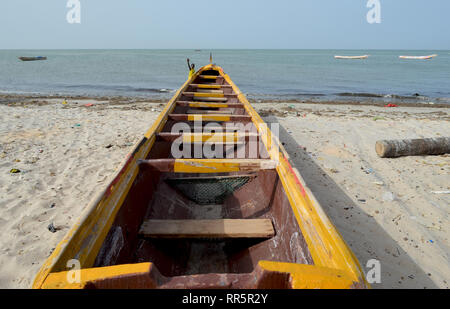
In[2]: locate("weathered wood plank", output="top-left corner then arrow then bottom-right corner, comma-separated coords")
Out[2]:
138,159 -> 278,173
186,109 -> 232,115
139,219 -> 275,239
168,114 -> 251,122
177,101 -> 244,108
157,132 -> 259,142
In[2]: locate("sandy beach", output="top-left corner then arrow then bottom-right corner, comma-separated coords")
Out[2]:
0,95 -> 448,289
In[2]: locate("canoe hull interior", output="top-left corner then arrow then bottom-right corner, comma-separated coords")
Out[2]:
93,169 -> 313,277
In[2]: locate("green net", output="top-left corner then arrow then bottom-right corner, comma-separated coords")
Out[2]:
166,176 -> 251,205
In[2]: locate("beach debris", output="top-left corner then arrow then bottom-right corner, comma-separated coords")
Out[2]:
62,99 -> 67,105
25,157 -> 39,164
47,222 -> 58,233
376,137 -> 450,158
429,240 -> 434,244
373,181 -> 384,186
363,168 -> 373,174
382,191 -> 395,202
431,190 -> 450,194
9,168 -> 21,174
373,116 -> 385,121
50,203 -> 56,208
357,199 -> 366,203
384,104 -> 398,107
105,144 -> 113,149
84,103 -> 93,107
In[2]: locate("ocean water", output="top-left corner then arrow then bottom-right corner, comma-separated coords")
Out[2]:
0,49 -> 449,104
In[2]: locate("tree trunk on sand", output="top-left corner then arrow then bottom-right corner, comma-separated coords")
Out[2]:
375,137 -> 450,158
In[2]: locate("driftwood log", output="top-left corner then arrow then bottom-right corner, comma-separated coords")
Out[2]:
375,137 -> 450,158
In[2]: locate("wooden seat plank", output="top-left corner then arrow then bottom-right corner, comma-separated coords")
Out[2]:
139,219 -> 275,239
138,158 -> 278,173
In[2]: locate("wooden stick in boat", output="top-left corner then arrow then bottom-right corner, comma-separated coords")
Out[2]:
375,137 -> 450,158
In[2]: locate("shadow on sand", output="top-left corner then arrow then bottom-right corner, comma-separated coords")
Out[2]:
264,115 -> 437,289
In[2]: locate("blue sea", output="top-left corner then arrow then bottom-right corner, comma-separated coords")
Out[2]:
0,49 -> 449,104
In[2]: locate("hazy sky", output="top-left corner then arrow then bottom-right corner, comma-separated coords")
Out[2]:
1,0 -> 449,49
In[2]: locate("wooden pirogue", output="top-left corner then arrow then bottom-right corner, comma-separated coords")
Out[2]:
33,64 -> 369,289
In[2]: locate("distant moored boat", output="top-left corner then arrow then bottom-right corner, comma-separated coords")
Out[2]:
334,55 -> 369,59
399,54 -> 437,60
18,56 -> 47,61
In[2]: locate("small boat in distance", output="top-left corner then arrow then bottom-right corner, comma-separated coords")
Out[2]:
399,54 -> 437,60
18,56 -> 47,61
334,55 -> 369,59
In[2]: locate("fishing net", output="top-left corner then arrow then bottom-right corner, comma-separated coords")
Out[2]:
166,176 -> 252,205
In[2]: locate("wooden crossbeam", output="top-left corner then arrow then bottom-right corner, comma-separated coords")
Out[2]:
157,132 -> 259,142
139,219 -> 275,239
198,75 -> 220,79
186,109 -> 232,115
177,101 -> 244,108
193,97 -> 228,102
138,159 -> 278,173
183,92 -> 237,98
190,84 -> 232,89
195,89 -> 224,94
168,114 -> 252,122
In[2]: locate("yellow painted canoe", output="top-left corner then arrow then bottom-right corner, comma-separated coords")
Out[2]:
33,64 -> 369,289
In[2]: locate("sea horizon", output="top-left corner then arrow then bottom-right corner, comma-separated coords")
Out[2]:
1,49 -> 449,105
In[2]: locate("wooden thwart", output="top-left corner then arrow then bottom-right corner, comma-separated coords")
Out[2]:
138,159 -> 278,173
186,109 -> 232,115
169,114 -> 251,122
199,75 -> 220,79
194,96 -> 228,102
190,84 -> 232,89
177,101 -> 244,108
157,132 -> 259,142
139,219 -> 275,239
195,89 -> 224,94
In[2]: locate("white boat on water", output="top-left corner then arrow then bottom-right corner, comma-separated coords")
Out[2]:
399,54 -> 437,60
334,55 -> 369,59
